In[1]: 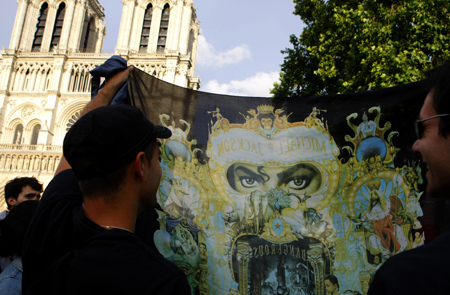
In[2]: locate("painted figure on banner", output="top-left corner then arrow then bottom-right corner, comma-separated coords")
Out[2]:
152,105 -> 423,295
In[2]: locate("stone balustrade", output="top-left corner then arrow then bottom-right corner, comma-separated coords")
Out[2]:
0,144 -> 61,174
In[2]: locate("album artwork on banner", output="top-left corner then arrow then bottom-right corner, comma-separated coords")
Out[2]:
129,68 -> 427,295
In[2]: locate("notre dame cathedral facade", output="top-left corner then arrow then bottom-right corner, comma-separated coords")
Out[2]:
0,0 -> 200,209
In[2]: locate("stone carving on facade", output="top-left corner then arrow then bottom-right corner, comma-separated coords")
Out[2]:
8,99 -> 17,107
33,155 -> 40,171
21,106 -> 36,120
5,156 -> 11,171
60,97 -> 69,106
17,156 -> 24,171
0,156 -> 5,170
41,156 -> 48,171
0,152 -> 59,173
12,62 -> 53,92
24,156 -> 30,171
11,155 -> 17,171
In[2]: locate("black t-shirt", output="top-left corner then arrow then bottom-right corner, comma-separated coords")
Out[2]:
22,169 -> 190,295
368,229 -> 450,295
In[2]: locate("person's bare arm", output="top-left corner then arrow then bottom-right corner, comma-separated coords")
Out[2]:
54,66 -> 133,176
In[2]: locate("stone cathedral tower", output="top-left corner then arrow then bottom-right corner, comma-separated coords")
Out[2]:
0,0 -> 200,210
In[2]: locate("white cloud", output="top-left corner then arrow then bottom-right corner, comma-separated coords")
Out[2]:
197,35 -> 251,67
201,72 -> 280,97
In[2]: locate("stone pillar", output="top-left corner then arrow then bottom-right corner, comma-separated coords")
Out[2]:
68,0 -> 87,52
129,3 -> 145,53
167,1 -> 183,51
21,3 -> 39,51
29,66 -> 38,92
35,70 -> 43,92
95,25 -> 106,53
175,60 -> 189,88
116,0 -> 136,53
38,53 -> 66,145
41,4 -> 57,52
164,53 -> 179,84
0,51 -> 17,91
179,4 -> 193,55
148,6 -> 162,53
9,0 -> 29,50
59,0 -> 76,50
18,69 -> 26,91
189,23 -> 200,77
0,88 -> 11,142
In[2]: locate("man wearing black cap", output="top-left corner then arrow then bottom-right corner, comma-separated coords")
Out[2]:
22,67 -> 190,294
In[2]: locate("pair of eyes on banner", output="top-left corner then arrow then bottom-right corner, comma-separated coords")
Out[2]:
226,163 -> 322,195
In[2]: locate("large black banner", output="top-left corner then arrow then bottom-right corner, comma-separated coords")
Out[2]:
129,68 -> 427,295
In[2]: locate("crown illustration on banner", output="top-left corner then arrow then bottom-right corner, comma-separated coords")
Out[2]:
207,106 -> 330,139
257,104 -> 274,114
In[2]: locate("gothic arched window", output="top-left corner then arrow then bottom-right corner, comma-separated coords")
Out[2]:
13,124 -> 24,145
32,3 -> 49,52
140,4 -> 153,52
30,124 -> 41,145
51,2 -> 66,49
157,4 -> 170,53
82,19 -> 92,52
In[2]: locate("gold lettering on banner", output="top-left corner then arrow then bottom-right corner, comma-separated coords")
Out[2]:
217,139 -> 264,156
252,243 -> 308,260
279,136 -> 327,155
216,137 -> 327,156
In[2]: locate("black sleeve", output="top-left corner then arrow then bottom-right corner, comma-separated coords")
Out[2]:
368,270 -> 388,295
23,169 -> 83,295
40,169 -> 82,203
152,273 -> 192,295
135,209 -> 161,253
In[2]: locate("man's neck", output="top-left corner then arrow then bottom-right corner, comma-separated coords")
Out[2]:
82,193 -> 139,233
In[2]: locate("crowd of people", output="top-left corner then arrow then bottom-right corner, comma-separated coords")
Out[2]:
0,61 -> 449,294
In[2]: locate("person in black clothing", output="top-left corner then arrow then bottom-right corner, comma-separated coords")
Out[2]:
0,177 -> 42,273
0,200 -> 39,294
22,66 -> 190,295
368,62 -> 450,294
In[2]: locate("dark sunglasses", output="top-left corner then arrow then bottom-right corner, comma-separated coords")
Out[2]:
414,114 -> 450,139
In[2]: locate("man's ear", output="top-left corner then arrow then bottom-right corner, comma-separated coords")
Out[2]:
6,196 -> 17,207
132,151 -> 147,180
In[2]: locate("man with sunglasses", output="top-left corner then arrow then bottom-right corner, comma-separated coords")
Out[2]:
369,62 -> 450,294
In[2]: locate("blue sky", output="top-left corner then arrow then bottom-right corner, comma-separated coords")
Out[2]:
0,0 -> 304,97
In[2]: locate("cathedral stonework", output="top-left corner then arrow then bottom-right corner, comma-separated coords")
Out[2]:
0,0 -> 200,209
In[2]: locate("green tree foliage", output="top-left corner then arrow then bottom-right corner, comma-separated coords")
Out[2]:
272,0 -> 450,97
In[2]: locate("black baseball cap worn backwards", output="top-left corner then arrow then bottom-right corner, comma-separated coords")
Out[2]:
63,105 -> 171,180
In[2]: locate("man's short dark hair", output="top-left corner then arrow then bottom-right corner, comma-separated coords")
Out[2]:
4,177 -> 43,210
426,61 -> 450,135
79,140 -> 158,199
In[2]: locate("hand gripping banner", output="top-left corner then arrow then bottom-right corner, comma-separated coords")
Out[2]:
128,68 -> 427,295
